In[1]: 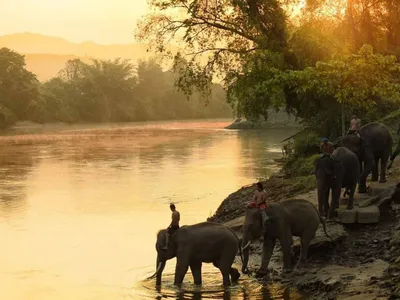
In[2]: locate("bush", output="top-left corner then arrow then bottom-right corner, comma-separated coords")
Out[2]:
283,154 -> 320,177
293,131 -> 321,157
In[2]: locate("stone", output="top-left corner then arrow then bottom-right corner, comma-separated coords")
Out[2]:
357,206 -> 380,224
336,207 -> 357,223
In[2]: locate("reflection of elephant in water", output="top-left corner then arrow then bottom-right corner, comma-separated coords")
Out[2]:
336,122 -> 393,193
314,147 -> 360,218
241,199 -> 329,275
149,222 -> 242,286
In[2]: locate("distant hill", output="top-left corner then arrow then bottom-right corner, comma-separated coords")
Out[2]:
0,32 -> 178,81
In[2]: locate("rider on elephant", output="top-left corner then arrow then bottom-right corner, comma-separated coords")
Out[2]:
320,138 -> 334,155
162,203 -> 180,250
347,114 -> 361,135
251,182 -> 268,233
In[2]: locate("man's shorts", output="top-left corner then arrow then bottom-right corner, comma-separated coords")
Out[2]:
167,225 -> 180,234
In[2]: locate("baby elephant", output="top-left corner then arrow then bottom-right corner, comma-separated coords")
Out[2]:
241,199 -> 329,275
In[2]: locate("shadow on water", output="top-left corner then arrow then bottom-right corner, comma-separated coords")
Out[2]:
137,271 -> 304,300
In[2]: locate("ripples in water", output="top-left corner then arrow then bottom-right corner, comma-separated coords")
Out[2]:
137,271 -> 304,300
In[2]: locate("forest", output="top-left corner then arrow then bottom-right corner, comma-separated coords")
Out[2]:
137,0 -> 400,139
0,47 -> 231,128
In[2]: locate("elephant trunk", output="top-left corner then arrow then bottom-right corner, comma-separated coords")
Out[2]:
152,256 -> 166,285
241,228 -> 251,273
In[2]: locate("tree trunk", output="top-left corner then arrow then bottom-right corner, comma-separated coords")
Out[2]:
341,102 -> 346,137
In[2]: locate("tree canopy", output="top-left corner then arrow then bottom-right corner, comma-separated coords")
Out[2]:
0,48 -> 232,128
137,0 -> 400,137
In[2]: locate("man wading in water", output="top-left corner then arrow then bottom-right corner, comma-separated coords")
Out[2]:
162,203 -> 180,250
253,182 -> 268,233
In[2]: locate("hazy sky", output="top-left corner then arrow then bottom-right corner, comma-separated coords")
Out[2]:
0,0 -> 149,44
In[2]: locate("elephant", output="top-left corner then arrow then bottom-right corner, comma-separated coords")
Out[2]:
335,122 -> 393,193
241,199 -> 329,276
388,123 -> 400,169
314,147 -> 360,218
148,222 -> 243,287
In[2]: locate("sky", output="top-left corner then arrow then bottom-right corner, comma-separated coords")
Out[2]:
0,0 -> 149,44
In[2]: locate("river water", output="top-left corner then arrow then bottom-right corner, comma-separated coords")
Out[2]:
0,119 -> 302,300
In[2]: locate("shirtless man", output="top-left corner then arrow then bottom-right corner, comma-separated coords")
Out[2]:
162,203 -> 180,250
348,114 -> 361,135
253,182 -> 268,232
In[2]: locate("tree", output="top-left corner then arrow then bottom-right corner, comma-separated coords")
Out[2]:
136,0 -> 289,105
283,45 -> 400,136
0,48 -> 39,127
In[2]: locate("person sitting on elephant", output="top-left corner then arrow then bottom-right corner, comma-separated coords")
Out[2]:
252,182 -> 268,232
320,138 -> 334,155
162,203 -> 180,250
347,114 -> 361,135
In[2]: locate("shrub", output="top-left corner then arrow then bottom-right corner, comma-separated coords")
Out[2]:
293,131 -> 321,157
283,154 -> 320,177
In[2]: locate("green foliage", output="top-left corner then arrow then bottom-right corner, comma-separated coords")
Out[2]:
282,45 -> 400,137
284,154 -> 320,177
0,48 -> 232,128
292,132 -> 321,157
0,48 -> 39,128
287,175 -> 316,194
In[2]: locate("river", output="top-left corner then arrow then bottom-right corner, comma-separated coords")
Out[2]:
0,119 -> 302,300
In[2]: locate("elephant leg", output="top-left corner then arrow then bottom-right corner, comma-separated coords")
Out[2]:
371,155 -> 379,182
296,231 -> 315,269
190,261 -> 202,285
219,261 -> 232,286
258,237 -> 276,274
281,230 -> 293,273
324,188 -> 330,219
347,185 -> 356,210
329,186 -> 341,219
230,267 -> 240,283
380,154 -> 389,183
174,256 -> 189,286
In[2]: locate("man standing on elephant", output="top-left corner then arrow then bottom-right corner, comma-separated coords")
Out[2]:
253,182 -> 268,232
348,114 -> 361,135
162,203 -> 180,250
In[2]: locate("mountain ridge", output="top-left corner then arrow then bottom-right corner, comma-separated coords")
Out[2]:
0,32 -> 178,81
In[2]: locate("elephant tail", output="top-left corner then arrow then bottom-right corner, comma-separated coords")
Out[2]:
319,213 -> 332,240
313,204 -> 332,240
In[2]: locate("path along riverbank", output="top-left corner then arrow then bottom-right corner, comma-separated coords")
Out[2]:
207,158 -> 400,299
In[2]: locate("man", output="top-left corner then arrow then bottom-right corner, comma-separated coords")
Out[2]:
320,138 -> 334,155
162,203 -> 180,250
348,114 -> 361,135
253,182 -> 268,232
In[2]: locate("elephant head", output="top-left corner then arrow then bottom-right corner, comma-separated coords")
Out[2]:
335,135 -> 365,160
314,154 -> 344,180
241,206 -> 269,273
148,229 -> 178,285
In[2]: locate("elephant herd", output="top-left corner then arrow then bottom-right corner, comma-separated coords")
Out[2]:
148,121 -> 399,287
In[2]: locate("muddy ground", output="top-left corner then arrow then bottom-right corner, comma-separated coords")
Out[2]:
208,164 -> 400,299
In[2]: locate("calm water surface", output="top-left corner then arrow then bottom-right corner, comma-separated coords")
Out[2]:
0,120 -> 302,300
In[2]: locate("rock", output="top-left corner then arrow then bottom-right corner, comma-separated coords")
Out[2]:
357,206 -> 380,224
336,207 -> 358,223
293,223 -> 347,255
223,216 -> 245,232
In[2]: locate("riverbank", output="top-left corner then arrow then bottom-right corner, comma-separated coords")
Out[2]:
208,125 -> 400,299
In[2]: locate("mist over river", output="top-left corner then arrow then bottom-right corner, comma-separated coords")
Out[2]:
0,119 -> 302,300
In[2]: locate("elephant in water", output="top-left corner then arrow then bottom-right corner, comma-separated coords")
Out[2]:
314,147 -> 360,219
148,222 -> 242,286
336,122 -> 393,193
241,199 -> 329,276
